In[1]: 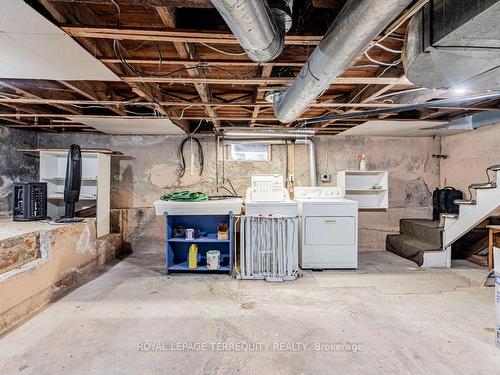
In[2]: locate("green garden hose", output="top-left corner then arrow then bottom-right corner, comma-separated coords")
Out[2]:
160,191 -> 209,202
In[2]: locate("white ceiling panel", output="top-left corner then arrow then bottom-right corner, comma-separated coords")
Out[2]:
340,120 -> 471,137
71,117 -> 186,135
0,0 -> 120,81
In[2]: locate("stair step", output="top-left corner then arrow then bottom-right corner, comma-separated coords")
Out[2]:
399,219 -> 442,246
488,164 -> 500,171
470,182 -> 497,189
442,213 -> 459,219
454,199 -> 476,205
386,234 -> 442,266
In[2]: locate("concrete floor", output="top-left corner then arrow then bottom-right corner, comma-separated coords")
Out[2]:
1,251 -> 498,375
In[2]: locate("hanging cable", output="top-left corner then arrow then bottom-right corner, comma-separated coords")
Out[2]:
199,42 -> 247,56
179,136 -> 204,178
364,50 -> 402,67
372,42 -> 402,54
297,91 -> 500,126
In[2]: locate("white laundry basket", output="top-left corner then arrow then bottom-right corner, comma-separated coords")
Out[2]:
238,215 -> 299,282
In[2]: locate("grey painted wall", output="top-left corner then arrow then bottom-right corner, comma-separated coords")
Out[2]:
0,127 -> 38,215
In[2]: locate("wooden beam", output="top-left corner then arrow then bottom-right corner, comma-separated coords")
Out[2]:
51,0 -> 214,7
62,27 -> 323,46
100,58 -> 306,67
322,70 -> 407,127
155,5 -> 219,128
0,81 -> 82,115
38,0 -> 67,23
121,76 -> 410,85
250,65 -> 273,127
0,114 -> 441,122
38,0 -> 189,132
58,81 -> 127,116
311,0 -> 345,8
1,98 -> 494,112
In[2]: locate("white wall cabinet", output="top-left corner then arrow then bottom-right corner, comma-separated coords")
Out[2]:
39,150 -> 111,237
337,170 -> 389,210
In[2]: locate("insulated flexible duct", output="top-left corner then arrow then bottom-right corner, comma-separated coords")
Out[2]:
210,0 -> 292,63
273,0 -> 413,123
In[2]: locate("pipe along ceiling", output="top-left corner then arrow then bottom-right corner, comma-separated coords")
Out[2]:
211,0 -> 413,123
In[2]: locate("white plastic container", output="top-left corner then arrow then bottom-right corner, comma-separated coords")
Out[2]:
206,250 -> 221,270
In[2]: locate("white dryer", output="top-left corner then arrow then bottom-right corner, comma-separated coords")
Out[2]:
295,187 -> 358,269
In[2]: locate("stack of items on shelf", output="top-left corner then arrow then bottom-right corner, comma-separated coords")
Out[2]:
154,192 -> 242,274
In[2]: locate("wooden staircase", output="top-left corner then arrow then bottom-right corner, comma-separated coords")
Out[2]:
387,164 -> 500,268
444,164 -> 500,248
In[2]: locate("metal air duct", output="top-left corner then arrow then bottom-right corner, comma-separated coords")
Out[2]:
273,0 -> 413,123
210,0 -> 293,63
404,0 -> 500,90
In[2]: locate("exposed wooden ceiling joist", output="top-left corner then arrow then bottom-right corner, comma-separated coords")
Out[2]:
0,0 -> 493,133
62,27 -> 323,46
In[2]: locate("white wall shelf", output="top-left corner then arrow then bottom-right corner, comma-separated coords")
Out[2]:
39,150 -> 111,237
337,170 -> 389,210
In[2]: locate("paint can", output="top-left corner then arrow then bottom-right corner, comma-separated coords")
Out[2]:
185,228 -> 195,240
206,250 -> 221,270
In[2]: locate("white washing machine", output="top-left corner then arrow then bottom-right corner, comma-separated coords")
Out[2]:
244,174 -> 298,216
295,187 -> 358,269
241,175 -> 299,281
245,188 -> 298,216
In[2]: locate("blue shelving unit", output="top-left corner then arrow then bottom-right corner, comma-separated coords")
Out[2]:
164,212 -> 233,274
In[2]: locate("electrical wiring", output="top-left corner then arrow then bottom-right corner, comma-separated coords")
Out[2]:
296,91 -> 500,126
190,119 -> 204,136
350,64 -> 381,69
108,1 -> 256,81
177,104 -> 194,120
199,42 -> 247,56
373,87 -> 428,101
364,50 -> 402,67
323,142 -> 329,174
346,64 -> 394,105
109,0 -> 121,27
114,39 -> 259,79
0,92 -> 21,99
179,136 -> 204,178
372,42 -> 402,54
124,108 -> 157,116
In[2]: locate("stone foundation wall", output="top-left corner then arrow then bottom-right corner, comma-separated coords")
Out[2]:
440,123 -> 500,193
37,133 -> 440,252
0,127 -> 38,215
0,220 -> 123,335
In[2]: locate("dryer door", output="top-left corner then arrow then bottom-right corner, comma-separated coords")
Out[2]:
305,216 -> 356,245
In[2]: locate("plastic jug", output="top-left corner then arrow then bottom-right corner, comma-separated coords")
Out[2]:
188,244 -> 198,269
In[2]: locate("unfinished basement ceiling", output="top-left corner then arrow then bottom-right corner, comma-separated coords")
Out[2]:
70,116 -> 185,135
340,120 -> 468,137
0,0 -> 498,134
0,0 -> 120,81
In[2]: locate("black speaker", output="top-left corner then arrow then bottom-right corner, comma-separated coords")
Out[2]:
13,182 -> 47,221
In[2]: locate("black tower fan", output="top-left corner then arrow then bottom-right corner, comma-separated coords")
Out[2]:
55,144 -> 84,223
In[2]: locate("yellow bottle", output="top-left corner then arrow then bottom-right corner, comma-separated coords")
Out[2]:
188,244 -> 198,269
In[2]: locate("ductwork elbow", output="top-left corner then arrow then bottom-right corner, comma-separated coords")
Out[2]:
274,0 -> 413,123
210,0 -> 292,63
